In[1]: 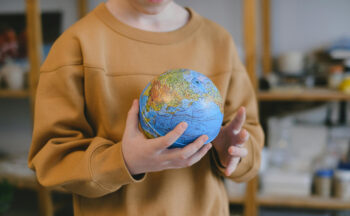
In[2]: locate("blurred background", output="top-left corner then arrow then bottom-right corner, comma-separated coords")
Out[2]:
0,0 -> 350,215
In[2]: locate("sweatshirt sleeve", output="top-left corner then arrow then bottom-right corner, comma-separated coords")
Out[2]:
28,34 -> 145,198
211,39 -> 265,182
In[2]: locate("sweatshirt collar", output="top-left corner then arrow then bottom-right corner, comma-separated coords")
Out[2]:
94,3 -> 202,45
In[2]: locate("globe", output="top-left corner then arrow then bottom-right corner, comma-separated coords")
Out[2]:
139,69 -> 224,148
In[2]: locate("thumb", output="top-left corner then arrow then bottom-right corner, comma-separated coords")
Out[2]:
125,99 -> 141,135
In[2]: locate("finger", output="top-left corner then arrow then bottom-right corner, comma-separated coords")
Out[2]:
225,157 -> 240,176
168,135 -> 208,159
125,99 -> 140,134
185,143 -> 212,167
234,129 -> 250,145
228,146 -> 248,157
229,107 -> 246,135
155,122 -> 188,149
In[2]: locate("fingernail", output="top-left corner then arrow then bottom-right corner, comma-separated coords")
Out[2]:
181,122 -> 188,129
233,129 -> 240,135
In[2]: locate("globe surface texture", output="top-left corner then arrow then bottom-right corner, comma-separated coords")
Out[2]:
139,69 -> 224,148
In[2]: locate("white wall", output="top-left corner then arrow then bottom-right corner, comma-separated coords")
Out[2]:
271,0 -> 350,56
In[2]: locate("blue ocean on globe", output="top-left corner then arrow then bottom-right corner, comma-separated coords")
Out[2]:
139,69 -> 223,148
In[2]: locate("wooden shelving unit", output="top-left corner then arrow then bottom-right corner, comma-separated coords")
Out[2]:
258,88 -> 350,101
0,89 -> 30,98
258,195 -> 350,210
1,0 -> 88,103
230,195 -> 350,210
237,0 -> 350,216
0,1 -> 88,216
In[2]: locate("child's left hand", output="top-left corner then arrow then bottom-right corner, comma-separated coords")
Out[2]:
212,107 -> 249,176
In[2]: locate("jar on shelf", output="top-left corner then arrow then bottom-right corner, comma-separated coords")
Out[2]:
314,169 -> 333,198
328,65 -> 343,89
0,58 -> 26,90
334,169 -> 350,199
339,73 -> 350,94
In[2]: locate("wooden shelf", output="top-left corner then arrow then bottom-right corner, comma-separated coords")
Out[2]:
0,89 -> 30,98
258,88 -> 350,101
258,195 -> 350,210
228,196 -> 245,204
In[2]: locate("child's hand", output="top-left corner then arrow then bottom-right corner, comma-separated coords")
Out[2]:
212,107 -> 249,176
121,99 -> 212,175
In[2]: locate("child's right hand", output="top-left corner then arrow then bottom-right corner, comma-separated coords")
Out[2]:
121,99 -> 212,175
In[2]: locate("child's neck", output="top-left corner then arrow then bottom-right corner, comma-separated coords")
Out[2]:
106,0 -> 190,32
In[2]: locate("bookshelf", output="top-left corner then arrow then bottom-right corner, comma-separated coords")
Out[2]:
233,0 -> 350,216
258,88 -> 350,101
258,195 -> 350,210
0,89 -> 30,98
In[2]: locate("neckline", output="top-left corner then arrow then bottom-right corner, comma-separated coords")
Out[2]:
94,3 -> 202,45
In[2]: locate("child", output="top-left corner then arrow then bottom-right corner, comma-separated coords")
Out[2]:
28,0 -> 264,215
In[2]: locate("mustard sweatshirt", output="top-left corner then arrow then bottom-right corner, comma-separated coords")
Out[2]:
28,3 -> 264,216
